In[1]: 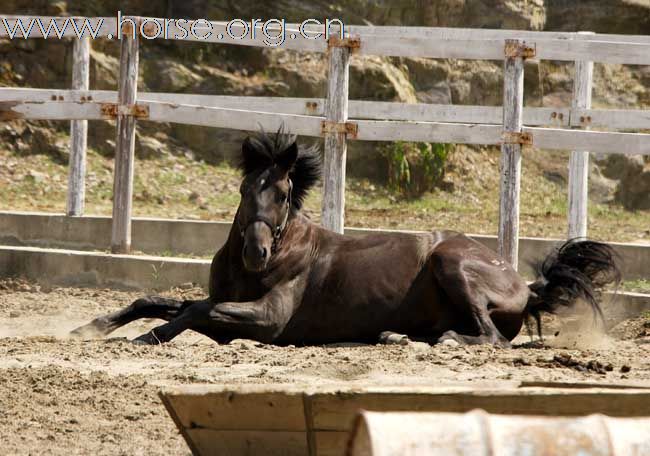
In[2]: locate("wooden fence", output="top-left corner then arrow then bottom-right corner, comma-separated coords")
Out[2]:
1,15 -> 650,266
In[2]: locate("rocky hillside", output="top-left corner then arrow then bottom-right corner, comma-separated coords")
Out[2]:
1,0 -> 649,209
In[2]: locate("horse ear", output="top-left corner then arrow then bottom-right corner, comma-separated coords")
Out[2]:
240,136 -> 258,175
276,141 -> 298,172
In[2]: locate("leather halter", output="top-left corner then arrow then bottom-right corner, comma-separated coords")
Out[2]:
239,179 -> 292,253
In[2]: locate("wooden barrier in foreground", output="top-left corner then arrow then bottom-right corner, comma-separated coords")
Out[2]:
159,382 -> 650,456
347,410 -> 650,456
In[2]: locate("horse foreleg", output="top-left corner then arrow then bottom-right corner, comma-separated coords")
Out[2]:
70,296 -> 188,338
132,280 -> 298,345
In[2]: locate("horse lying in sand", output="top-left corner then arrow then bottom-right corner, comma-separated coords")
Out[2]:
72,130 -> 620,347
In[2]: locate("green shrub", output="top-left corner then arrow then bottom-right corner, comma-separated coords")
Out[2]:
380,141 -> 453,198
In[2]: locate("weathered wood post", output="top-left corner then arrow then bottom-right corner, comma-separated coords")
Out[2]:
498,40 -> 534,269
111,17 -> 140,253
320,36 -> 357,233
567,32 -> 594,239
66,35 -> 90,216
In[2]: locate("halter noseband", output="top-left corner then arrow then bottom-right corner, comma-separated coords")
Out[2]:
239,179 -> 292,253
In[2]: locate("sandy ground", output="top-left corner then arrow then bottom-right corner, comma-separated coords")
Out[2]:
0,278 -> 649,455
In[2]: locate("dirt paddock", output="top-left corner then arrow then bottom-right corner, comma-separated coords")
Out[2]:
0,278 -> 649,455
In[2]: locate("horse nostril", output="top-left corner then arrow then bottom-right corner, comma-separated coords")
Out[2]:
261,247 -> 268,259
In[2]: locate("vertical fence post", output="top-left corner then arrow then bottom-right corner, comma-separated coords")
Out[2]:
568,32 -> 594,239
111,18 -> 140,254
66,35 -> 90,216
498,40 -> 531,269
320,38 -> 352,233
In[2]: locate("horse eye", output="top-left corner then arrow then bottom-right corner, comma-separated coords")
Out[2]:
279,193 -> 287,203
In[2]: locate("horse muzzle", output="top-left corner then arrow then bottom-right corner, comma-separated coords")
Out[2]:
242,221 -> 273,272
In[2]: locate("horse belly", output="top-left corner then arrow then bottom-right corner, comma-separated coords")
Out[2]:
276,258 -> 441,344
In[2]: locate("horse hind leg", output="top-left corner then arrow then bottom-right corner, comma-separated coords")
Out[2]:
436,293 -> 512,348
430,253 -> 512,348
70,296 -> 187,339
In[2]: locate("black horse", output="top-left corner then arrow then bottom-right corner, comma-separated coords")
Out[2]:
72,130 -> 620,347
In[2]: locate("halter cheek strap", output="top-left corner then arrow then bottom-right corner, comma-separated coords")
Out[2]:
239,180 -> 292,248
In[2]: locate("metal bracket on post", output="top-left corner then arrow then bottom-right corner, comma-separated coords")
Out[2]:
504,40 -> 536,60
321,120 -> 358,139
501,131 -> 533,146
119,17 -> 157,37
101,103 -> 149,119
327,36 -> 361,53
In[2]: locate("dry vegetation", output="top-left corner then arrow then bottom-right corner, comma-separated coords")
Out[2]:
1,142 -> 648,243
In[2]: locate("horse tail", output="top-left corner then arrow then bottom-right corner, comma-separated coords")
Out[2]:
524,239 -> 621,337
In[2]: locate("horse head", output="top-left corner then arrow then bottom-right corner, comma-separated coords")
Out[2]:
236,128 -> 320,272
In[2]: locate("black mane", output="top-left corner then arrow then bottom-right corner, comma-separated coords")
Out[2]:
238,128 -> 321,210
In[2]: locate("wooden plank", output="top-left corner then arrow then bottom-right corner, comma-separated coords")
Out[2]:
0,100 -> 106,121
498,40 -> 525,268
314,431 -> 349,456
350,102 -> 568,126
185,429 -> 308,456
320,45 -> 351,233
158,391 -> 200,456
0,88 -> 116,103
571,108 -> 650,130
338,24 -> 650,45
16,89 -> 650,130
3,98 -> 650,155
358,36 -> 650,65
0,89 -> 572,127
160,384 -> 650,455
146,101 -> 323,137
141,94 -> 323,115
568,39 -> 594,240
110,22 -> 139,254
308,388 -> 650,432
161,390 -> 307,432
293,22 -> 650,63
355,120 -> 502,144
360,36 -> 507,60
527,127 -> 650,155
533,38 -> 650,65
348,411 -> 650,456
66,36 -> 90,217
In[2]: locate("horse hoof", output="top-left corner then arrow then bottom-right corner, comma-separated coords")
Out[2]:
69,324 -> 100,339
378,331 -> 410,346
131,339 -> 151,346
441,339 -> 460,348
131,332 -> 161,345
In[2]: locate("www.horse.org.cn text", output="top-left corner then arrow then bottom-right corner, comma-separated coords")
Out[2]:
0,12 -> 347,46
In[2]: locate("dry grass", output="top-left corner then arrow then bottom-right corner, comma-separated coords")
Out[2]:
1,144 -> 648,243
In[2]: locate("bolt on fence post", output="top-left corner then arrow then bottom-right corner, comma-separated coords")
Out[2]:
498,40 -> 529,269
321,37 -> 352,234
111,17 -> 140,254
568,32 -> 594,239
66,35 -> 90,216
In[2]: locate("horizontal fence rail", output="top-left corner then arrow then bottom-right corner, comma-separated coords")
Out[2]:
2,98 -> 650,155
1,14 -> 649,262
5,88 -> 650,131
